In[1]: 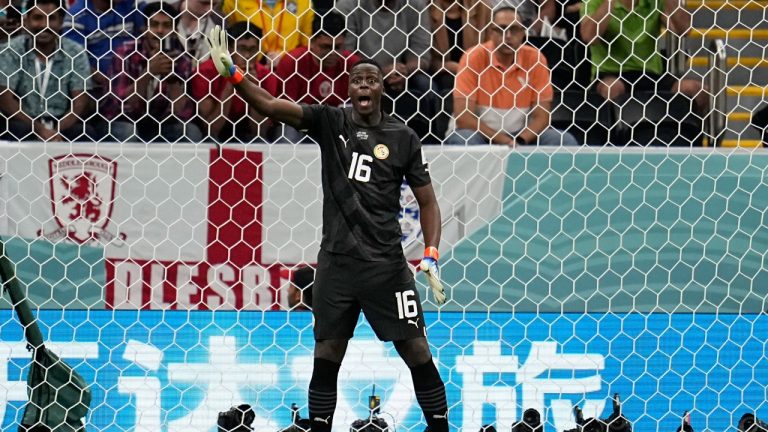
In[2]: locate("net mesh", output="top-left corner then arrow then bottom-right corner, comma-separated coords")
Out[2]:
0,0 -> 767,431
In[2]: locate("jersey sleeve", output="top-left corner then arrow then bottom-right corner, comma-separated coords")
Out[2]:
298,104 -> 343,150
583,0 -> 605,16
298,104 -> 321,133
404,132 -> 431,188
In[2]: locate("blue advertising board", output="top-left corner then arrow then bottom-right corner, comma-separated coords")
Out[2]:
0,311 -> 765,432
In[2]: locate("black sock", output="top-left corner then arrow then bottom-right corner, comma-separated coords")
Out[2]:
308,357 -> 342,432
410,359 -> 449,432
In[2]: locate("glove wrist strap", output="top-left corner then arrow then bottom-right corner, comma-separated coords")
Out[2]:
228,66 -> 244,85
424,246 -> 439,260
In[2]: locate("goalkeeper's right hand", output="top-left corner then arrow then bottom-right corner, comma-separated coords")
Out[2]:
420,246 -> 446,305
207,25 -> 243,84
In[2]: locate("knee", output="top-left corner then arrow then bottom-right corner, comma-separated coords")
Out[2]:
408,72 -> 431,94
539,128 -> 579,146
280,125 -> 308,144
184,123 -> 203,143
675,79 -> 702,97
445,129 -> 487,145
314,339 -> 349,364
597,79 -> 626,101
110,122 -> 135,142
674,80 -> 709,112
394,337 -> 433,368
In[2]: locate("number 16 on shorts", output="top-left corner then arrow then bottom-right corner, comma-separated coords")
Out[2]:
395,290 -> 418,319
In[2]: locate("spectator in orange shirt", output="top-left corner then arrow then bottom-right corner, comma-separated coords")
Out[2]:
273,11 -> 359,142
446,6 -> 578,146
191,21 -> 277,143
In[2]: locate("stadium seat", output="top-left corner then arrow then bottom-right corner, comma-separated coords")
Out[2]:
613,91 -> 704,147
551,90 -> 613,145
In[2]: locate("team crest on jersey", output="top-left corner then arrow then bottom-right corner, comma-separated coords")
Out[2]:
374,144 -> 389,160
356,131 -> 368,140
286,0 -> 298,13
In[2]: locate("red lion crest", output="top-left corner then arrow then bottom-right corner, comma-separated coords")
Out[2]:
60,172 -> 104,223
42,154 -> 124,244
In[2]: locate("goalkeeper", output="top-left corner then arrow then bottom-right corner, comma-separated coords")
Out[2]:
207,26 -> 450,432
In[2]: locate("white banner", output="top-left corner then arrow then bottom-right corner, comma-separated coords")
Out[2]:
0,143 -> 210,261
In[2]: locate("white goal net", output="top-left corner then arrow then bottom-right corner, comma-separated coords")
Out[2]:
1,0 -> 767,431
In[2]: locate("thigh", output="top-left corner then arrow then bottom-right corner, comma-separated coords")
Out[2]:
445,129 -> 489,145
537,127 -> 580,146
184,122 -> 203,143
312,250 -> 361,341
277,124 -> 313,144
595,73 -> 627,100
60,121 -> 88,141
407,72 -> 431,95
109,121 -> 136,142
629,72 -> 667,93
160,121 -> 186,142
358,258 -> 426,342
135,117 -> 162,142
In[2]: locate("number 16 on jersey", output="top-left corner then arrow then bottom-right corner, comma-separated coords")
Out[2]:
348,151 -> 373,183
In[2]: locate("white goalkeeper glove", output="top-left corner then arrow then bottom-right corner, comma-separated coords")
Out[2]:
420,247 -> 446,305
207,25 -> 244,84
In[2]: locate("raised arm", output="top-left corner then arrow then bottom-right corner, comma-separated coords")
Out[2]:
232,72 -> 304,129
207,25 -> 304,129
580,0 -> 613,45
663,0 -> 691,36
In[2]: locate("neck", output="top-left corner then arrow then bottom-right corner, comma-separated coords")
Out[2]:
35,40 -> 57,57
495,50 -> 515,67
352,109 -> 382,127
93,0 -> 109,12
179,11 -> 198,28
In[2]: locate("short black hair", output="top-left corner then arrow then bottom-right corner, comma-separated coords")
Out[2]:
142,1 -> 179,24
350,58 -> 383,76
492,5 -> 518,20
227,20 -> 263,43
26,0 -> 65,18
311,11 -> 346,38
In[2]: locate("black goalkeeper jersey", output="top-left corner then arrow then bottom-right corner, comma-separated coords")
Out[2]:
298,104 -> 432,262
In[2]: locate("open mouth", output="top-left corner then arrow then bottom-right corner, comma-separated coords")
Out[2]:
358,96 -> 372,108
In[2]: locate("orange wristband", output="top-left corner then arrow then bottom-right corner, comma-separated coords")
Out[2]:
424,246 -> 439,260
228,66 -> 244,85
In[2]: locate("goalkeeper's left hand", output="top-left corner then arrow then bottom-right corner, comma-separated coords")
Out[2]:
420,247 -> 446,305
207,25 -> 243,83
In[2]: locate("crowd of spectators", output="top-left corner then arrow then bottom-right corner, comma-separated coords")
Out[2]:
0,0 -> 720,146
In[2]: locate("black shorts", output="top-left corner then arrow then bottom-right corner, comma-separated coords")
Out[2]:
312,249 -> 426,342
597,71 -> 678,94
